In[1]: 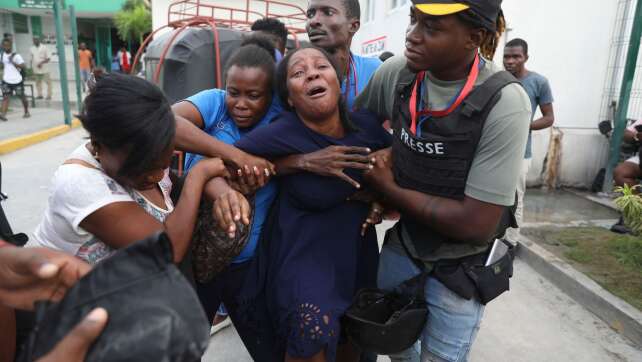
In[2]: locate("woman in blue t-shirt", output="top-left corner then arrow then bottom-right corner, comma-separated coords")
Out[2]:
171,38 -> 282,348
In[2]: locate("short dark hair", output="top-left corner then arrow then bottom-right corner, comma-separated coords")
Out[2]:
240,34 -> 277,61
506,38 -> 529,56
457,9 -> 506,59
276,46 -> 356,132
251,18 -> 288,47
225,36 -> 276,88
79,73 -> 176,178
342,0 -> 361,20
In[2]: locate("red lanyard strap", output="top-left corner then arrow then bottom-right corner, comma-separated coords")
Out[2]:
409,54 -> 481,135
343,55 -> 359,103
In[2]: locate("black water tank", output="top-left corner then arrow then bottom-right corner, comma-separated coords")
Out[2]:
145,26 -> 244,103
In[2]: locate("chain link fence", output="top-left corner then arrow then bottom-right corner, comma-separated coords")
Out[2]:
600,0 -> 642,124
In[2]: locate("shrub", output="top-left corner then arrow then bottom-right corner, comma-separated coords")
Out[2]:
614,185 -> 642,235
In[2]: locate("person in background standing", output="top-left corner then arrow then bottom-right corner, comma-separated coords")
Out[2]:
111,53 -> 121,73
503,38 -> 555,242
251,17 -> 288,63
138,50 -> 146,77
2,34 -> 13,50
30,36 -> 52,100
78,43 -> 94,93
117,46 -> 132,74
306,0 -> 381,110
1,38 -> 30,121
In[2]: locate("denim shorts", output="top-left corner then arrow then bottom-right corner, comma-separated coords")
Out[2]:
1,81 -> 24,96
377,245 -> 485,362
80,69 -> 90,82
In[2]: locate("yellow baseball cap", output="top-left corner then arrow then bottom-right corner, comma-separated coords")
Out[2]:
413,0 -> 470,16
412,0 -> 502,30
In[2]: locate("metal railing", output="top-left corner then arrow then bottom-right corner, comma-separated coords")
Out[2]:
167,0 -> 308,33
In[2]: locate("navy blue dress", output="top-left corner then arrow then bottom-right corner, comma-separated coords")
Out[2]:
235,110 -> 391,360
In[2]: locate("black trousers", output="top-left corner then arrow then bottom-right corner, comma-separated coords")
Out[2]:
196,261 -> 278,361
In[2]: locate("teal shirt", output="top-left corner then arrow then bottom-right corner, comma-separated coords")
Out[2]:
519,71 -> 554,159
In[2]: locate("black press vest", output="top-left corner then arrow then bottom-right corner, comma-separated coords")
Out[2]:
391,69 -> 520,257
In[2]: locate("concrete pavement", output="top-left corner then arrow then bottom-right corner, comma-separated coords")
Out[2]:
0,127 -> 87,234
0,78 -> 84,151
1,129 -> 640,361
0,104 -> 66,143
203,241 -> 641,362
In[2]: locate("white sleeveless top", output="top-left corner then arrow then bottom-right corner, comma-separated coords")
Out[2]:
27,143 -> 174,265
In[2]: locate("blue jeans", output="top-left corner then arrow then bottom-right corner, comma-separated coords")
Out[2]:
80,69 -> 90,91
377,245 -> 485,362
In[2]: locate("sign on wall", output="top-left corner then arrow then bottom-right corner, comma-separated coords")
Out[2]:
18,0 -> 64,9
361,36 -> 387,57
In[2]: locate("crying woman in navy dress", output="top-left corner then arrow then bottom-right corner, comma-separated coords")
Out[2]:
233,47 -> 391,361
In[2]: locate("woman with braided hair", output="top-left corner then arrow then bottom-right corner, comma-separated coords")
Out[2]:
354,0 -> 531,360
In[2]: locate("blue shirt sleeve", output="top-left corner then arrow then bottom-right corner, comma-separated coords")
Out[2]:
184,89 -> 228,132
537,76 -> 554,106
354,55 -> 382,92
343,54 -> 383,110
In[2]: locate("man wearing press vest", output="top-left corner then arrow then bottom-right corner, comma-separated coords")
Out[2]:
357,0 -> 531,360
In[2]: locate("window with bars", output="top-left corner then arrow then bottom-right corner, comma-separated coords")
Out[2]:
12,13 -> 29,34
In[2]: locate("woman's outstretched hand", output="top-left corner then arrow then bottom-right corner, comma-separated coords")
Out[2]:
230,151 -> 276,188
230,164 -> 271,196
298,146 -> 375,188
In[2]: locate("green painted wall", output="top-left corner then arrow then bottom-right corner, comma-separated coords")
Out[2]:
0,0 -> 127,13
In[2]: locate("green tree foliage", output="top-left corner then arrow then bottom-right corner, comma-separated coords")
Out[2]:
114,0 -> 152,44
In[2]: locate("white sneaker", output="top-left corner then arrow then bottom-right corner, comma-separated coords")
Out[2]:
209,316 -> 232,336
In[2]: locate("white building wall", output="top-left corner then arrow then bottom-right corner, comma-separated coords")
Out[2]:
495,1 -> 619,129
353,0 -> 410,58
151,0 -> 174,35
497,0 -> 620,188
352,0 -> 625,188
2,12 -> 77,81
